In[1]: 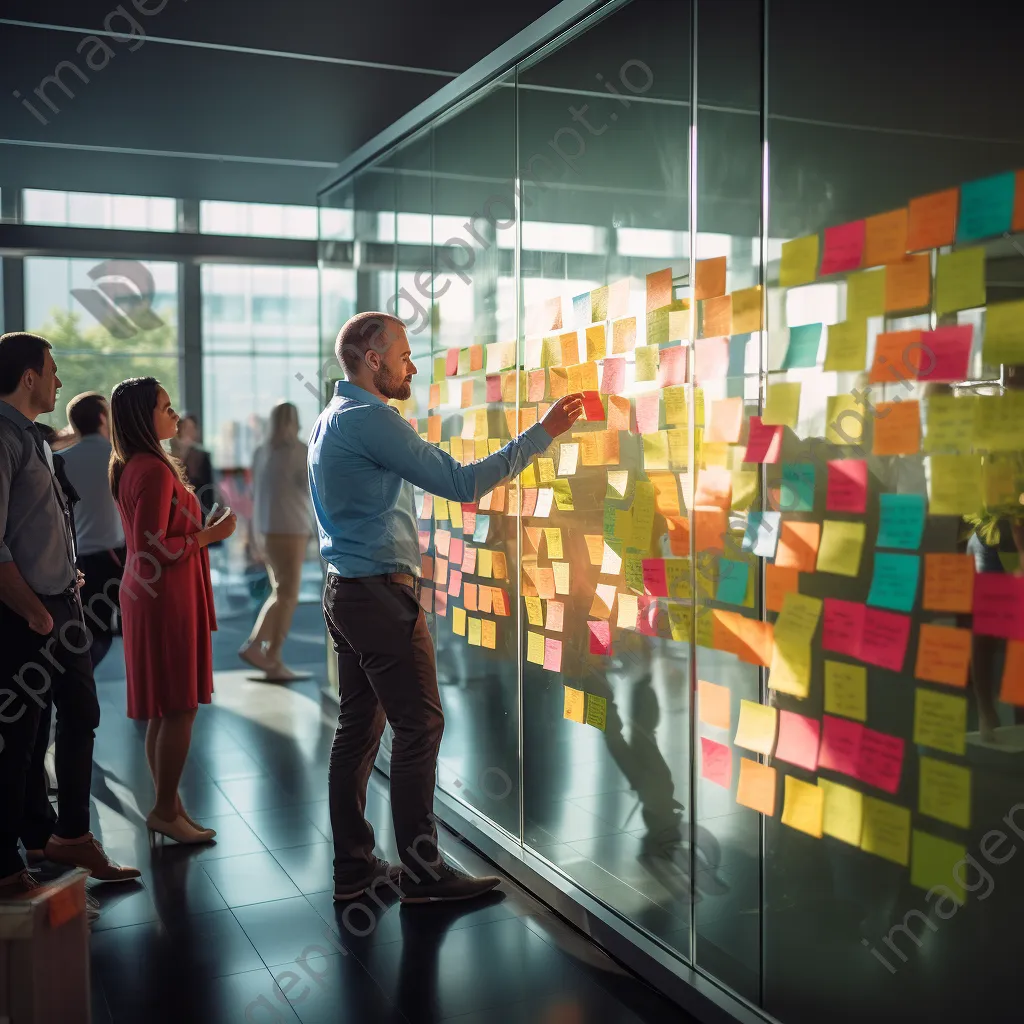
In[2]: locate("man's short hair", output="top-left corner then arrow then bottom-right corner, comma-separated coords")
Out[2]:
66,391 -> 107,435
0,332 -> 51,395
334,312 -> 405,376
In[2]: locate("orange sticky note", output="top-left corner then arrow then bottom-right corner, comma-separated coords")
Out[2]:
461,380 -> 475,408
906,188 -> 959,251
915,623 -> 972,688
775,521 -> 820,572
863,208 -> 909,268
612,318 -> 637,354
702,294 -> 732,338
646,268 -> 673,312
1014,170 -> 1024,233
736,758 -> 777,816
585,325 -> 606,361
869,330 -> 922,384
694,506 -> 728,552
429,383 -> 441,409
560,332 -> 579,366
1001,639 -> 1024,706
922,553 -> 975,613
698,680 -> 731,730
607,395 -> 630,433
427,415 -> 442,444
694,256 -> 727,300
731,285 -> 763,334
694,465 -> 733,510
885,254 -> 931,312
765,564 -> 800,613
872,400 -> 921,456
706,396 -> 744,443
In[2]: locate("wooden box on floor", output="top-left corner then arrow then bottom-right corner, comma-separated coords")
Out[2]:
0,868 -> 90,1024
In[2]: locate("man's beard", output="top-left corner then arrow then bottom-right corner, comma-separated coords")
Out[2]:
374,364 -> 411,400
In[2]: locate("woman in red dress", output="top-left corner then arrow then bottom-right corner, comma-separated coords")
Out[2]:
109,378 -> 237,844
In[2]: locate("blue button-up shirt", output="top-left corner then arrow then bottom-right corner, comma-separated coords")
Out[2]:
309,380 -> 551,578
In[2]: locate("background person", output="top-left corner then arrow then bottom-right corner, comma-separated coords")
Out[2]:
240,401 -> 313,682
169,412 -> 217,523
61,392 -> 126,670
310,311 -> 583,903
110,377 -> 237,845
0,332 -> 140,899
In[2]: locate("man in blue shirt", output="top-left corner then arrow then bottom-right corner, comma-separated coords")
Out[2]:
310,311 -> 582,903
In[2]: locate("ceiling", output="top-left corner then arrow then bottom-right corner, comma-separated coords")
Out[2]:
0,0 -> 564,206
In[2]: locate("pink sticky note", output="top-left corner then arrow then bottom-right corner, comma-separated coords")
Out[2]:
637,596 -> 659,637
521,489 -> 538,517
588,619 -> 613,655
461,508 -> 476,535
546,599 -> 564,632
434,589 -> 448,616
461,546 -> 477,574
435,530 -> 451,557
642,558 -> 668,597
543,637 -> 562,671
707,396 -> 744,443
418,530 -> 430,553
580,391 -> 605,421
818,715 -> 864,776
973,574 -> 1024,639
743,416 -> 783,464
918,325 -> 973,383
694,337 -> 729,382
419,587 -> 434,612
449,538 -> 464,565
600,357 -> 626,395
433,556 -> 448,587
826,459 -> 868,513
446,569 -> 462,597
822,598 -> 866,658
856,728 -> 904,795
486,375 -> 502,403
774,710 -> 821,771
528,369 -> 546,402
445,348 -> 460,376
419,494 -> 433,520
657,345 -> 687,387
820,220 -> 866,276
635,393 -> 660,435
860,608 -> 912,671
700,737 -> 733,789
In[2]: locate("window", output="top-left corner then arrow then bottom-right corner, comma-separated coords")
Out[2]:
22,189 -> 177,231
199,201 -> 318,239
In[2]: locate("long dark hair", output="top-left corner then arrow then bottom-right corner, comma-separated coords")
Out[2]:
108,377 -> 190,500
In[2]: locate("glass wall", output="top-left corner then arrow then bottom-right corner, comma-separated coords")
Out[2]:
319,0 -> 1024,1021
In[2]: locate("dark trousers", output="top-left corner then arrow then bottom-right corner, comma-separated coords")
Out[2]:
77,546 -> 126,670
0,593 -> 100,877
323,575 -> 444,879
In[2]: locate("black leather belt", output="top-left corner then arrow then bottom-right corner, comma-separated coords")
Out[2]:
331,572 -> 418,590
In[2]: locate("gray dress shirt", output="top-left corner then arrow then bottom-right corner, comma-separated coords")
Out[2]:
0,400 -> 77,595
60,433 -> 125,556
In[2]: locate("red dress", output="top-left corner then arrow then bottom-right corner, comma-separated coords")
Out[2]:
116,454 -> 217,720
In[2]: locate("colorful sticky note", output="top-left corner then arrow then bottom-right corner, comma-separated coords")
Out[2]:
915,623 -> 972,688
918,324 -> 973,383
855,728 -> 904,795
775,521 -> 820,572
694,256 -> 727,300
563,685 -> 585,723
698,680 -> 731,730
826,393 -> 866,445
780,235 -> 819,287
544,637 -> 563,672
736,759 -> 777,816
860,797 -> 911,866
957,171 -> 1016,242
846,269 -> 886,320
822,598 -> 865,658
919,756 -> 971,829
732,285 -> 763,334
743,416 -> 783,464
716,559 -> 750,605
707,396 -> 744,443
763,381 -> 802,428
936,246 -> 986,315
694,336 -> 729,381
734,700 -> 778,756
700,737 -> 733,789
580,391 -> 605,421
743,511 -> 781,558
781,776 -> 824,838
816,520 -> 867,577
773,592 -> 822,647
657,344 -> 687,387
826,459 -> 867,513
869,329 -> 922,384
1002,640 -> 1024,706
588,620 -> 613,656
824,660 -> 867,721
914,688 -> 967,755
765,563 -> 800,613
872,400 -> 920,456
599,357 -> 625,395
585,693 -> 607,730
819,715 -> 864,776
863,208 -> 908,268
782,323 -> 822,369
778,463 -> 815,513
928,453 -> 983,515
775,711 -> 821,772
823,320 -> 868,372
701,295 -> 732,338
819,779 -> 864,846
906,187 -> 958,251
884,254 -> 931,312
921,554 -> 975,614
867,552 -> 920,612
911,831 -> 966,903
982,299 -> 1024,366
972,573 -> 1024,640
877,493 -> 927,549
860,608 -> 912,672
646,268 -> 672,313
820,220 -> 865,276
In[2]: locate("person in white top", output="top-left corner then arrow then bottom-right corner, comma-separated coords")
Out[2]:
239,402 -> 312,681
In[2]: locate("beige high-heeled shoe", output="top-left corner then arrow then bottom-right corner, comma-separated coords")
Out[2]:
176,803 -> 217,839
146,812 -> 215,845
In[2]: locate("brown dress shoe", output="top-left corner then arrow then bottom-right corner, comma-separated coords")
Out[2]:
43,834 -> 142,882
0,870 -> 42,900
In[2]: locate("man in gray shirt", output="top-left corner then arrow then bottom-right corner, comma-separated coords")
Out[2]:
61,392 -> 126,669
0,332 -> 140,899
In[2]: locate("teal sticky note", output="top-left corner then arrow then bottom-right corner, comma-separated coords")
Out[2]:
743,511 -> 781,558
472,515 -> 490,543
716,559 -> 749,605
572,291 -> 591,328
779,463 -> 815,512
956,172 -> 1015,243
877,493 -> 927,549
782,323 -> 823,369
867,552 -> 920,612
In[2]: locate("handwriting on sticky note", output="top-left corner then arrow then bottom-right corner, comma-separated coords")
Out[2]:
763,381 -> 801,428
855,728 -> 904,795
861,797 -> 911,866
877,493 -> 926,549
819,715 -> 864,776
543,637 -> 562,672
819,779 -> 863,846
781,776 -> 824,838
915,623 -> 971,688
816,520 -> 866,577
872,400 -> 920,456
588,620 -> 613,656
820,220 -> 865,276
906,187 -> 958,251
860,608 -> 911,672
563,685 -> 585,723
822,598 -> 865,658
734,700 -> 778,756
863,208 -> 908,268
867,552 -> 920,612
823,320 -> 867,372
914,687 -> 967,755
826,459 -> 867,513
775,521 -> 820,572
972,573 -> 1024,639
919,757 -> 971,829
774,711 -> 821,772
846,269 -> 886,320
780,235 -> 819,287
824,660 -> 867,721
700,737 -> 733,789
885,254 -> 930,312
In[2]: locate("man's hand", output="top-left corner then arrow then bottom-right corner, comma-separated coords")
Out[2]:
27,607 -> 54,635
76,570 -> 85,591
540,393 -> 585,439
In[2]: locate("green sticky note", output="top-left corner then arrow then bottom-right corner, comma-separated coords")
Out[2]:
911,830 -> 966,904
847,269 -> 886,320
956,171 -> 1015,243
782,323 -> 822,369
936,247 -> 986,315
823,319 -> 868,372
585,693 -> 608,731
779,463 -> 815,512
877,494 -> 927,549
716,558 -> 749,605
433,356 -> 447,383
635,344 -> 659,381
623,555 -> 644,593
867,552 -> 920,612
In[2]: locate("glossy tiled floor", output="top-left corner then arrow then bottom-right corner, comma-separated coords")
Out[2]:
74,603 -> 689,1024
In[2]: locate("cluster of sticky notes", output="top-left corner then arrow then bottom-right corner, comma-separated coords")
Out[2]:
562,685 -> 608,731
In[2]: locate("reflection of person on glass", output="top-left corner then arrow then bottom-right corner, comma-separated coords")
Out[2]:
240,401 -> 312,682
309,311 -> 584,902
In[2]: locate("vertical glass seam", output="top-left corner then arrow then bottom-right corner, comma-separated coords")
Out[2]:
514,62 -> 526,854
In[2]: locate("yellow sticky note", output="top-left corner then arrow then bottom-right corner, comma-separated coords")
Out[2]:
928,454 -> 983,516
780,235 -> 819,287
860,796 -> 911,866
736,759 -> 777,816
635,345 -> 659,381
563,686 -> 585,723
826,393 -> 865,445
663,386 -> 688,426
468,617 -> 482,647
846,269 -> 886,320
527,631 -> 545,664
731,468 -> 759,511
449,502 -> 463,530
524,596 -> 543,627
617,592 -> 639,629
585,694 -> 608,731
823,320 -> 868,372
773,592 -> 823,647
819,779 -> 863,846
481,619 -> 496,649
667,603 -> 691,641
983,299 -> 1024,366
732,285 -> 763,333
769,640 -> 812,698
974,392 -> 1024,453
537,458 -> 556,485
919,756 -> 971,829
520,463 -> 538,488
911,831 -> 966,903
734,699 -> 778,756
552,561 -> 570,595
452,606 -> 467,636
552,479 -> 574,511
816,520 -> 867,577
478,549 -> 493,578
781,776 -> 824,838
914,688 -> 967,755
544,528 -> 563,560
434,497 -> 450,521
824,660 -> 867,721
643,431 -> 670,471
925,395 -> 977,453
935,246 -> 986,315
763,381 -> 802,428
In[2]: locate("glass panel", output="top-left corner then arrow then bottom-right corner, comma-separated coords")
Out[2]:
517,0 -> 694,960
200,200 -> 319,239
22,189 -> 176,231
24,256 -> 180,432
